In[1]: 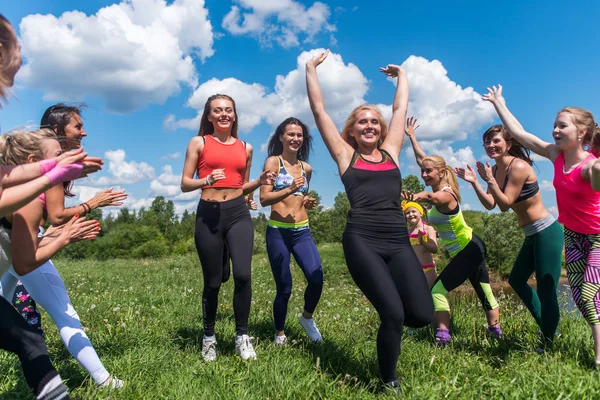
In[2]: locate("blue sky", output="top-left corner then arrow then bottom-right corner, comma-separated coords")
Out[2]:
2,0 -> 599,216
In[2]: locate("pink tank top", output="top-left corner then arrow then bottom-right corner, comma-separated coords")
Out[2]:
553,152 -> 600,234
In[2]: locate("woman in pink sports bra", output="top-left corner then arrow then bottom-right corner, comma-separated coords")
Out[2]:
483,84 -> 600,366
402,201 -> 438,288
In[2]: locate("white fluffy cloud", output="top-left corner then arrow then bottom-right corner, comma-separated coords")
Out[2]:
85,149 -> 155,186
540,180 -> 554,192
400,56 -> 496,141
417,141 -> 477,168
18,0 -> 214,112
160,152 -> 182,160
165,49 -> 368,133
222,0 -> 335,48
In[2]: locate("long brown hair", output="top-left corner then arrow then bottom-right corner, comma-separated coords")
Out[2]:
341,105 -> 388,149
198,94 -> 239,138
559,107 -> 600,156
483,124 -> 533,165
422,155 -> 462,203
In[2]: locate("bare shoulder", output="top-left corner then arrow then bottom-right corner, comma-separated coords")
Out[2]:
187,136 -> 204,151
303,162 -> 313,173
264,156 -> 279,169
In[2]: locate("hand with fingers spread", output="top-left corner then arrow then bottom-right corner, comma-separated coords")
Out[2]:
476,161 -> 495,183
380,64 -> 405,78
303,196 -> 317,210
401,190 -> 415,202
306,50 -> 330,70
59,214 -> 102,244
259,169 -> 277,186
405,116 -> 420,138
206,168 -> 226,186
482,84 -> 505,105
455,165 -> 478,184
88,188 -> 128,209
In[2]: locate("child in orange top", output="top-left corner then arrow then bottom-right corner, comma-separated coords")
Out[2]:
403,201 -> 438,288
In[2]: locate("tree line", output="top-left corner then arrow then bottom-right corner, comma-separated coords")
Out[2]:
56,175 -> 531,277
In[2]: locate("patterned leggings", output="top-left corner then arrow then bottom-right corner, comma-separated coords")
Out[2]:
565,228 -> 600,325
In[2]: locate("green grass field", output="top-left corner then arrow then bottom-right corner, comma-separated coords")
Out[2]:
1,244 -> 599,399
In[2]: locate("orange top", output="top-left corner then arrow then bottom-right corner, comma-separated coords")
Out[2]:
197,135 -> 247,189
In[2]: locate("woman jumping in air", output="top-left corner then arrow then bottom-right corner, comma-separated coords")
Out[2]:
260,117 -> 323,345
483,84 -> 600,365
306,51 -> 432,393
181,94 -> 274,362
404,116 -> 501,347
455,123 -> 563,349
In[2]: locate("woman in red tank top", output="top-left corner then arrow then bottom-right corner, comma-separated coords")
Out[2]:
181,94 -> 274,362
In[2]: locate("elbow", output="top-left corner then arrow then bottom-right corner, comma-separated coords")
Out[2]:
259,196 -> 271,208
12,258 -> 35,276
49,215 -> 66,226
180,180 -> 192,193
484,203 -> 495,211
498,205 -> 510,212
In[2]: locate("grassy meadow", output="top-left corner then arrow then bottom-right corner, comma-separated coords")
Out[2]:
1,243 -> 599,399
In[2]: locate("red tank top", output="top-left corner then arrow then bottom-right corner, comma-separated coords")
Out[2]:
198,135 -> 247,189
197,135 -> 247,189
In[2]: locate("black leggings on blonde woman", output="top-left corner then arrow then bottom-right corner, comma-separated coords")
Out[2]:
194,196 -> 253,337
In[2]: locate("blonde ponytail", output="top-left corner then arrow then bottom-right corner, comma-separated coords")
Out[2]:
422,155 -> 462,203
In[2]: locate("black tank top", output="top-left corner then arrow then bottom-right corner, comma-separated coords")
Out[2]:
341,150 -> 407,237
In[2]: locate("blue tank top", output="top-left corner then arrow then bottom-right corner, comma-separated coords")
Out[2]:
272,157 -> 308,196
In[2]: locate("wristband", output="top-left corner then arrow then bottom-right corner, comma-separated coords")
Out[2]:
44,162 -> 83,187
40,159 -> 57,175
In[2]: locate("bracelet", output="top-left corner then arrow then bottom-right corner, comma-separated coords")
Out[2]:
206,176 -> 213,186
81,202 -> 91,214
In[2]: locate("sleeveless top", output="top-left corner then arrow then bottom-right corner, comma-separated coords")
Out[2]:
553,152 -> 600,234
409,222 -> 429,246
272,156 -> 308,196
341,150 -> 407,237
197,135 -> 247,189
494,158 -> 539,203
427,187 -> 473,258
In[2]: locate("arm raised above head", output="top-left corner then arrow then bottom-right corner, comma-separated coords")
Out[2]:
483,85 -> 559,161
404,117 -> 427,167
305,50 -> 353,172
380,65 -> 409,161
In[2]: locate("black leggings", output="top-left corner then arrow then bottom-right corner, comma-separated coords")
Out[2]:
342,230 -> 433,383
430,234 -> 499,312
0,297 -> 63,397
195,196 -> 253,336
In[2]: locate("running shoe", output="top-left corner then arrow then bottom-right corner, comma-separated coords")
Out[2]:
202,335 -> 218,361
299,316 -> 322,342
486,325 -> 503,340
273,334 -> 287,346
235,335 -> 257,360
435,328 -> 451,347
382,379 -> 402,396
100,376 -> 124,389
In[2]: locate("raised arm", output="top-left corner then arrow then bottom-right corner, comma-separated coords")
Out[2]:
306,50 -> 353,172
483,85 -> 558,161
455,165 -> 496,210
380,65 -> 409,161
404,117 -> 428,167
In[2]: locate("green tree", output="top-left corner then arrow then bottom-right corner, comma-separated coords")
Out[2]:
402,174 -> 425,193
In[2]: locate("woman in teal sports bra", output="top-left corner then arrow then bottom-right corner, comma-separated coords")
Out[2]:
455,124 -> 563,349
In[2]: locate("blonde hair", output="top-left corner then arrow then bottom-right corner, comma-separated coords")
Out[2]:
422,155 -> 462,203
341,105 -> 388,149
0,14 -> 18,104
559,107 -> 600,156
0,128 -> 58,166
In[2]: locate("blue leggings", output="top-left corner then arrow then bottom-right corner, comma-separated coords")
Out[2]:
266,226 -> 323,331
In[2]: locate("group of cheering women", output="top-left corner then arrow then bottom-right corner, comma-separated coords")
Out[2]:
2,11 -> 600,399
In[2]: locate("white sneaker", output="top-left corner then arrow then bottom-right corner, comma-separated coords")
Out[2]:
202,335 -> 218,361
99,376 -> 124,390
299,316 -> 322,342
273,334 -> 287,346
235,334 -> 257,360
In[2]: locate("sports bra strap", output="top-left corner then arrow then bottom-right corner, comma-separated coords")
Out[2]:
440,186 -> 459,202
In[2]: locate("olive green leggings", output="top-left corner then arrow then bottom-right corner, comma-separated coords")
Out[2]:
508,221 -> 564,341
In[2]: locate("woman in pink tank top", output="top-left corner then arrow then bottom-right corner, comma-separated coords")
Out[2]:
483,84 -> 600,366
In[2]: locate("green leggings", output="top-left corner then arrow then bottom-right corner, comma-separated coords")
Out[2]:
508,221 -> 564,341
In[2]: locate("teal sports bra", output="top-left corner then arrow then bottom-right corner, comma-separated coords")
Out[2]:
272,157 -> 308,196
